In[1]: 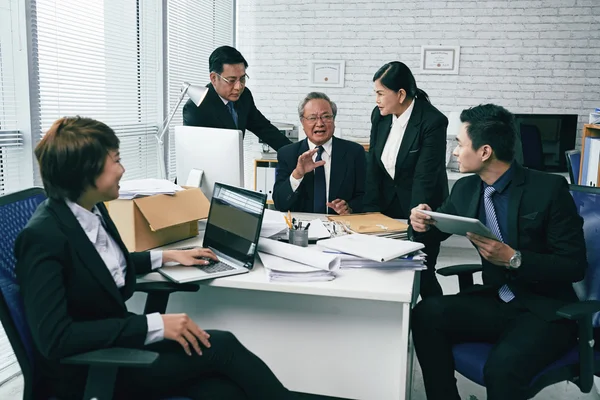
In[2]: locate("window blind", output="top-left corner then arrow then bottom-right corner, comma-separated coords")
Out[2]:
31,0 -> 161,181
166,0 -> 234,180
0,0 -> 25,196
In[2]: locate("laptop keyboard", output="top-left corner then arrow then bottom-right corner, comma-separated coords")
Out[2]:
197,262 -> 235,274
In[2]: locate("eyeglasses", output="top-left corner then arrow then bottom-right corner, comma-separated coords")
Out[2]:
215,72 -> 249,86
302,114 -> 334,124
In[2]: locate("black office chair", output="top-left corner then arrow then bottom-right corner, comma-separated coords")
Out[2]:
565,149 -> 582,185
437,185 -> 600,397
0,187 -> 195,400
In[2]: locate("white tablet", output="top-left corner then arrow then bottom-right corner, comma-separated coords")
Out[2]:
420,210 -> 499,240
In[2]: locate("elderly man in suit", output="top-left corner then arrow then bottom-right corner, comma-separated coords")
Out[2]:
409,104 -> 587,400
273,92 -> 366,215
182,46 -> 291,151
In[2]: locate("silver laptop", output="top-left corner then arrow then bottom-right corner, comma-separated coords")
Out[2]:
158,182 -> 267,283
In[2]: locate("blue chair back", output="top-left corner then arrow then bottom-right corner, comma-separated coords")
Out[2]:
0,188 -> 47,400
565,150 -> 582,185
571,185 -> 600,325
452,185 -> 600,396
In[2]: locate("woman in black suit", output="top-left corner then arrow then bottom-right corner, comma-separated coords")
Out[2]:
364,61 -> 449,298
15,117 -> 293,400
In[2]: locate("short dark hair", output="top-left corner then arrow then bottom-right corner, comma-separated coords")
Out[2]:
373,61 -> 430,103
209,46 -> 248,74
460,104 -> 516,163
298,92 -> 337,119
35,116 -> 120,201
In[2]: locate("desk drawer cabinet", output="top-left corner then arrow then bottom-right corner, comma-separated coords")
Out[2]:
254,159 -> 278,204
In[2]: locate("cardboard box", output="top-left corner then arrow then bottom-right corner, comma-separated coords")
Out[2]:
107,187 -> 210,252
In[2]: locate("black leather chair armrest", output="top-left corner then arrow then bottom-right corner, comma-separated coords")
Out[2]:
437,264 -> 483,291
61,348 -> 159,399
556,300 -> 600,321
555,300 -> 600,393
61,347 -> 159,368
437,264 -> 483,276
135,280 -> 199,294
135,280 -> 200,314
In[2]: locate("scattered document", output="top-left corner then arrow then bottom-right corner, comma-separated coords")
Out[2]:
118,179 -> 184,199
306,219 -> 331,240
260,209 -> 287,238
317,234 -> 424,262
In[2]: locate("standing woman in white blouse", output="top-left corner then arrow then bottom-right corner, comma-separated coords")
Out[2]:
15,117 -> 293,399
364,61 -> 449,298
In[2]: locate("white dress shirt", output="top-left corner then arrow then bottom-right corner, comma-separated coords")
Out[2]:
289,138 -> 333,210
66,200 -> 165,345
380,99 -> 415,180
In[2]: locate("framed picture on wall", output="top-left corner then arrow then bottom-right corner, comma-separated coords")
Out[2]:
308,60 -> 345,88
420,46 -> 460,74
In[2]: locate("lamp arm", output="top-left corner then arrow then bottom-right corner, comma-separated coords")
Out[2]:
156,83 -> 191,179
155,83 -> 191,145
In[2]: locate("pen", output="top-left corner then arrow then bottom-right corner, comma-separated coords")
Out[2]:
298,221 -> 302,230
304,222 -> 311,230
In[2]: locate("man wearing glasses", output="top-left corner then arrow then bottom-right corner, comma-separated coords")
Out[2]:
183,46 -> 292,151
273,92 -> 366,215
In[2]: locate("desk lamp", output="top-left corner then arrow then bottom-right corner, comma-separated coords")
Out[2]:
156,82 -> 208,179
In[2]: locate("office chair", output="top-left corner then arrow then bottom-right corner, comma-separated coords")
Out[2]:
520,124 -> 545,171
565,149 -> 582,185
437,185 -> 600,397
0,187 -> 194,400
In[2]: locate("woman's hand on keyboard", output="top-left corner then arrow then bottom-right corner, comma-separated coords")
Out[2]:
162,313 -> 211,356
162,247 -> 218,266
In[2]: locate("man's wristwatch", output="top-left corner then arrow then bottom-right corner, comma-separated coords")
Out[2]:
509,250 -> 522,269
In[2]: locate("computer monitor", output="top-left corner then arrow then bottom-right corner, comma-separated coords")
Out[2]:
174,126 -> 244,199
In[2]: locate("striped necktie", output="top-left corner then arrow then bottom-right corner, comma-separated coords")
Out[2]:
484,186 -> 515,303
313,146 -> 326,214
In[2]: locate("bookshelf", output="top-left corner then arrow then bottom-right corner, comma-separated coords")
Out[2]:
578,124 -> 600,185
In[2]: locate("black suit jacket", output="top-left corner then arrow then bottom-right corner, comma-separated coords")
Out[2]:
15,199 -> 152,399
364,98 -> 449,218
273,137 -> 367,213
182,83 -> 292,151
413,164 -> 587,321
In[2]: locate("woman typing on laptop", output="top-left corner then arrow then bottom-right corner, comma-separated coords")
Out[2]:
15,117 -> 292,399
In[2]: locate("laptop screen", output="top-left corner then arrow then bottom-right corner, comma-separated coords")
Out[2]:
203,183 -> 266,269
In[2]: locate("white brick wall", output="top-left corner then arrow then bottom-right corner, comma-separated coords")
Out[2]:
237,0 -> 600,150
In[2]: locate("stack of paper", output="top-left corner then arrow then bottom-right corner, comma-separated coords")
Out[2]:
258,252 -> 335,282
118,179 -> 184,199
257,238 -> 339,282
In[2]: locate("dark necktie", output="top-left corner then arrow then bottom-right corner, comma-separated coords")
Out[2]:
313,146 -> 326,214
226,101 -> 238,127
483,186 -> 515,302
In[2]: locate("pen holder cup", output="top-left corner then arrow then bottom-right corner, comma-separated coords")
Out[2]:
288,228 -> 309,247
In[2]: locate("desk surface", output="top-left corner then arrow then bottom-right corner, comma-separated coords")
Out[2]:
142,233 -> 416,304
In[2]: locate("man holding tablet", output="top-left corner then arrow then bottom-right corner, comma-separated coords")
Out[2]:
409,104 -> 587,400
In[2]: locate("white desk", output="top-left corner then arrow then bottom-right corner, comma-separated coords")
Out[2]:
130,234 -> 419,400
